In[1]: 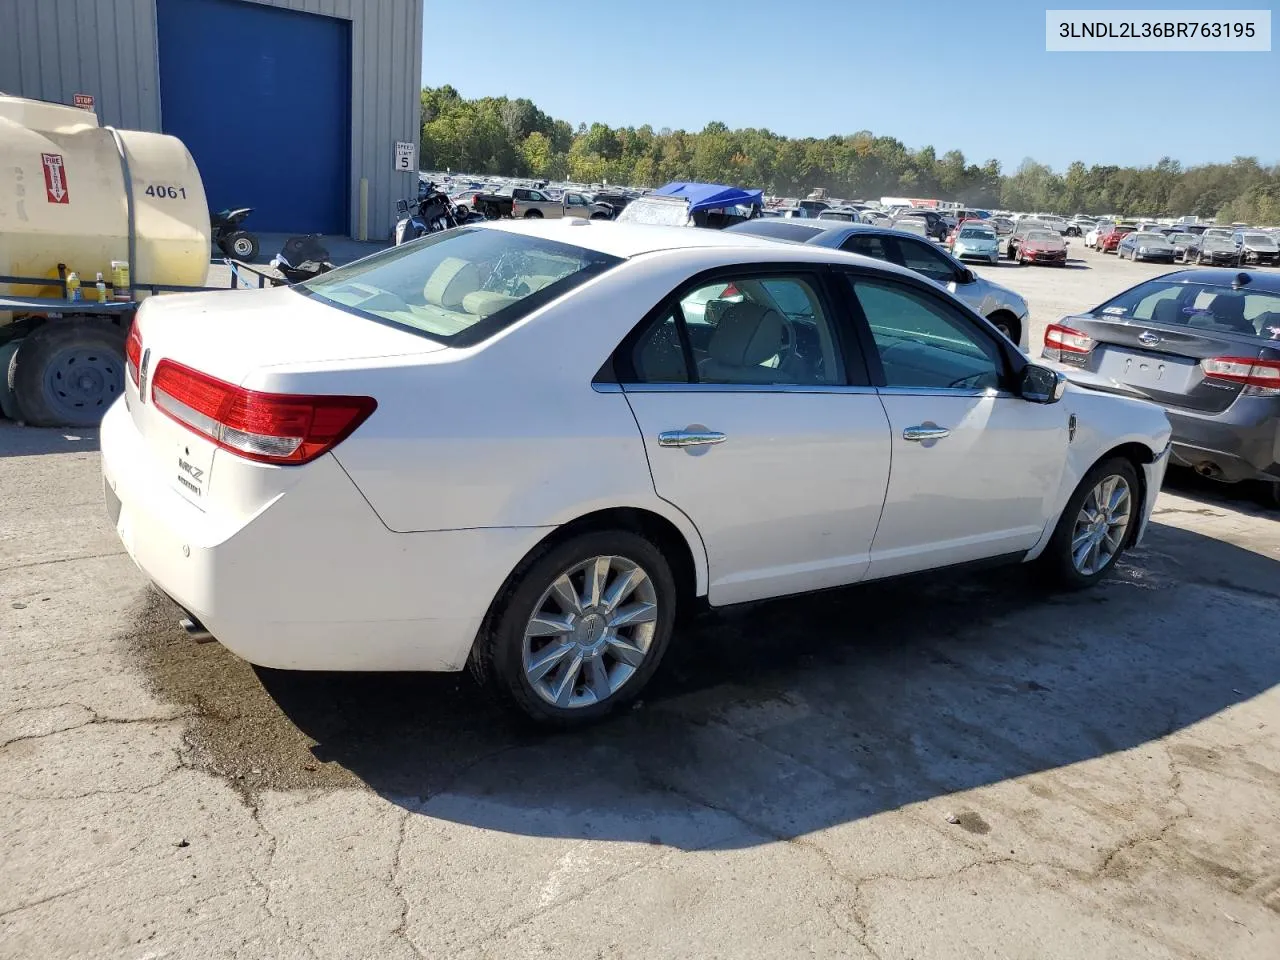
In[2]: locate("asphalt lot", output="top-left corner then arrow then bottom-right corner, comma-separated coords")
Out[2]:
3,246 -> 1280,959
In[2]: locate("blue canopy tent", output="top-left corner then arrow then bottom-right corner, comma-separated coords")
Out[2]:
652,182 -> 765,214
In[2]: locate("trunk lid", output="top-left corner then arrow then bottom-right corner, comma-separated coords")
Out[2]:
1058,314 -> 1264,413
128,285 -> 443,509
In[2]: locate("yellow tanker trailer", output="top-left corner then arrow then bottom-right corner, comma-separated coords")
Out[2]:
0,94 -> 214,426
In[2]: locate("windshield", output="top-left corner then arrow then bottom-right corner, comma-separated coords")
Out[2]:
1025,230 -> 1058,242
958,227 -> 995,239
1133,233 -> 1166,243
1169,233 -> 1195,243
1202,236 -> 1234,250
299,227 -> 621,345
1094,279 -> 1280,340
1244,233 -> 1276,244
725,220 -> 825,242
616,197 -> 691,226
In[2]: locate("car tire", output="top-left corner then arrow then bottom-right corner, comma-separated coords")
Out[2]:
1038,456 -> 1140,589
483,205 -> 499,221
469,529 -> 678,726
223,231 -> 259,260
523,210 -> 543,219
8,319 -> 127,428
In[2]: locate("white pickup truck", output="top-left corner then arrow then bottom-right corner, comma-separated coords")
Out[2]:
476,186 -> 614,221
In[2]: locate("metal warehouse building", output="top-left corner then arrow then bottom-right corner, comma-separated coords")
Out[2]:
0,0 -> 424,239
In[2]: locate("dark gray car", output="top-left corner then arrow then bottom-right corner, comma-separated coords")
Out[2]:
1040,268 -> 1280,504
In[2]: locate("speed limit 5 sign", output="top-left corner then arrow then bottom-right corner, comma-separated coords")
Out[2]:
394,141 -> 415,172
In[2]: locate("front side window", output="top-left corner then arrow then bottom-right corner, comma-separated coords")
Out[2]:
622,274 -> 847,387
894,238 -> 958,284
851,278 -> 1002,391
300,227 -> 621,344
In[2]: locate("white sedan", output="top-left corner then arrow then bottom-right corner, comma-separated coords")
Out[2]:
102,221 -> 1171,724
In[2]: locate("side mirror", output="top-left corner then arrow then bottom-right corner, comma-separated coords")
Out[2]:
1021,364 -> 1067,404
957,267 -> 976,284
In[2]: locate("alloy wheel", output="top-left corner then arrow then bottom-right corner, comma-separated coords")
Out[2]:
521,555 -> 658,709
1070,474 -> 1132,575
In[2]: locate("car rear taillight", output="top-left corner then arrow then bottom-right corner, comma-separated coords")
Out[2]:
1200,357 -> 1280,396
511,201 -> 519,215
1044,323 -> 1095,355
125,318 -> 143,385
149,360 -> 376,465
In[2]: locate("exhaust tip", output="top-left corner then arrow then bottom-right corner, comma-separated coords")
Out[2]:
1194,461 -> 1223,480
179,616 -> 215,643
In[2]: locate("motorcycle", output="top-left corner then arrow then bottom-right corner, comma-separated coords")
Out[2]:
394,182 -> 467,245
210,207 -> 260,260
269,234 -> 334,284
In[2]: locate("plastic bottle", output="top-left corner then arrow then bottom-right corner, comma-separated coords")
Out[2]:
95,272 -> 107,303
66,271 -> 82,302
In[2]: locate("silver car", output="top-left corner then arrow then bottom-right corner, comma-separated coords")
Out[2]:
725,219 -> 1031,349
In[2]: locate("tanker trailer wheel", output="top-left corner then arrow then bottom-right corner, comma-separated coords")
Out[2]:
8,319 -> 128,428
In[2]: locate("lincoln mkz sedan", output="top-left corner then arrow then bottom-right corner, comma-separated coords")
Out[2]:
103,221 -> 1171,724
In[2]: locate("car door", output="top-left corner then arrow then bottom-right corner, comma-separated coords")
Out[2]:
615,267 -> 893,606
840,271 -> 1069,580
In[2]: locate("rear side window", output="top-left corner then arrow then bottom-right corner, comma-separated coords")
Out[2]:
841,234 -> 891,261
300,227 -> 621,346
621,273 -> 851,388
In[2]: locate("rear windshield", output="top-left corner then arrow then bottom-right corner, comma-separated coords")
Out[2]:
1094,279 -> 1280,340
1025,230 -> 1058,241
616,197 -> 691,226
299,227 -> 621,346
958,227 -> 995,238
726,220 -> 826,242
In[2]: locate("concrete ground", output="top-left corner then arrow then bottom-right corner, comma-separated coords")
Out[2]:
3,248 -> 1280,959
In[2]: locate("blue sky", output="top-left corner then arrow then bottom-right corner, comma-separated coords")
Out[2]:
423,0 -> 1278,172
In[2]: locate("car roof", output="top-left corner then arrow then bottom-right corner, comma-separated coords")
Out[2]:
1139,268 -> 1280,293
479,218 -> 789,258
725,219 -> 951,248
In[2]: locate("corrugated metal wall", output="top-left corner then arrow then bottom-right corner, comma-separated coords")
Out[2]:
0,0 -> 424,239
0,0 -> 162,131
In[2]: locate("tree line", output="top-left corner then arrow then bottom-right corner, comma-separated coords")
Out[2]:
420,86 -> 1280,223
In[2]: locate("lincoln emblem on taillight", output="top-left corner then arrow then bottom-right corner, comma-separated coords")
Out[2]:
138,348 -> 152,401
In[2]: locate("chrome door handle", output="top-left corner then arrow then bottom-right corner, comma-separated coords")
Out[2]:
658,430 -> 726,448
902,425 -> 951,442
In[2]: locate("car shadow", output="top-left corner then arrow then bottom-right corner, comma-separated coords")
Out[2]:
0,423 -> 100,458
132,518 -> 1280,849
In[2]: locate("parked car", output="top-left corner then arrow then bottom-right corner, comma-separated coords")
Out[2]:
592,192 -> 633,218
1040,268 -> 1280,506
102,220 -> 1171,724
1118,231 -> 1176,263
950,222 -> 1001,264
1095,224 -> 1137,254
1186,234 -> 1241,266
891,209 -> 949,243
1084,221 -> 1114,249
617,182 -> 764,229
1068,216 -> 1096,237
816,207 -> 862,223
1166,232 -> 1199,261
725,219 -> 1031,347
1232,230 -> 1280,266
1006,219 -> 1056,260
1015,229 -> 1069,266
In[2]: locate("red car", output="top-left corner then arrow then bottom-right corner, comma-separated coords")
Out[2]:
1096,225 -> 1136,253
1016,229 -> 1068,266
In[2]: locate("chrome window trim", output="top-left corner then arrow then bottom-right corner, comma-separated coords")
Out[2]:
604,382 -> 880,396
876,386 -> 1016,399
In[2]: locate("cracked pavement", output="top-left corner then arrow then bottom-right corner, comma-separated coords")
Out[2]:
3,254 -> 1280,958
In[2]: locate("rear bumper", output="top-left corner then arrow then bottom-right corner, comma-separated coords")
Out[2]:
1165,404 -> 1280,483
100,400 -> 550,671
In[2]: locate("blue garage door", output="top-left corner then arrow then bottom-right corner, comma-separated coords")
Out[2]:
157,0 -> 350,234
